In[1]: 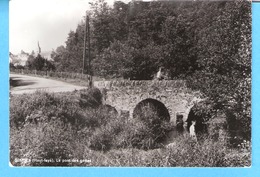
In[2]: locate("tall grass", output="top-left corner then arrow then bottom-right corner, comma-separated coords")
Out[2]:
10,89 -> 251,166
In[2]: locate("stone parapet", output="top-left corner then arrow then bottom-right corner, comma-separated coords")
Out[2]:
94,80 -> 187,90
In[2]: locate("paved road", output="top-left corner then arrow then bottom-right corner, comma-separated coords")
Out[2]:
10,74 -> 86,94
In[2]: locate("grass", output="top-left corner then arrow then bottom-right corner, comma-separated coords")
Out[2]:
10,89 -> 251,167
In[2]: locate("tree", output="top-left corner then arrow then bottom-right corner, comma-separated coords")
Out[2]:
49,1 -> 251,141
26,54 -> 55,71
33,54 -> 45,70
90,0 -> 113,53
25,54 -> 35,69
187,0 -> 251,140
51,45 -> 68,71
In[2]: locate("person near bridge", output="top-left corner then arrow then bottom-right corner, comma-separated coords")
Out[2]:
189,120 -> 197,141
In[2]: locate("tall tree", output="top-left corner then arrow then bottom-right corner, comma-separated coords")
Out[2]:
187,1 -> 251,140
90,0 -> 113,53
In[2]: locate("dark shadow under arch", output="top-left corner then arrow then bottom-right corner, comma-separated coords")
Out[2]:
132,98 -> 171,149
102,104 -> 118,116
186,108 -> 208,136
133,98 -> 170,121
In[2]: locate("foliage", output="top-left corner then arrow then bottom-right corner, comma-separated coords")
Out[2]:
10,90 -> 251,166
84,136 -> 230,167
51,0 -> 251,80
131,104 -> 173,149
9,63 -> 16,69
93,40 -> 163,79
25,54 -> 55,71
87,114 -> 124,151
82,102 -> 172,151
186,1 -> 251,140
10,120 -> 75,166
10,91 -> 80,129
79,88 -> 103,108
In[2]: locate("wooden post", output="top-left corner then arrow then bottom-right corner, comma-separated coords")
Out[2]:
87,15 -> 92,88
82,12 -> 87,75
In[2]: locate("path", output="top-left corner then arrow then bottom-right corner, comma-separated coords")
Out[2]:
10,74 -> 86,94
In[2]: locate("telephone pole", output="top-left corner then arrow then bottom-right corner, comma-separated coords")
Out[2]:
82,12 -> 87,75
87,15 -> 92,88
82,12 -> 92,87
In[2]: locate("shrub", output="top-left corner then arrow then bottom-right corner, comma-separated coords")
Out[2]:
10,90 -> 251,167
126,104 -> 173,150
88,127 -> 114,151
78,136 -> 233,167
166,137 -> 227,167
10,120 -> 75,166
79,88 -> 103,108
87,110 -> 126,151
223,140 -> 251,167
10,91 -> 81,128
10,91 -> 55,128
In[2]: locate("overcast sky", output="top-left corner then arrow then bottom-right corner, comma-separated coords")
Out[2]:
9,0 -> 122,54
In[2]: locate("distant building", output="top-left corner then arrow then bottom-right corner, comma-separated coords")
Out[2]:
9,45 -> 53,66
9,51 -> 29,66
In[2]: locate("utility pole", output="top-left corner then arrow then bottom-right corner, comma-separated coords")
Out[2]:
82,12 -> 87,75
82,12 -> 92,88
87,15 -> 92,88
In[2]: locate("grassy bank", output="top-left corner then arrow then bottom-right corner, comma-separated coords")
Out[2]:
10,90 -> 251,167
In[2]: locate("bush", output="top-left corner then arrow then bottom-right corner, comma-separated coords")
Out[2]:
87,110 -> 126,151
10,120 -> 75,166
10,90 -> 251,167
88,127 -> 114,151
127,104 -> 173,150
78,136 -> 245,167
81,102 -> 173,151
79,88 -> 103,108
165,136 -> 226,167
10,91 -> 81,128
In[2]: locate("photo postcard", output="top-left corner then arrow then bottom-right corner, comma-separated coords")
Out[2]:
8,0 -> 252,168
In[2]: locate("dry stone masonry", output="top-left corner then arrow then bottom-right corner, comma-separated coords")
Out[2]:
94,80 -> 203,126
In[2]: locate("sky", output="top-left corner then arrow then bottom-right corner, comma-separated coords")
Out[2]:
9,0 -> 123,54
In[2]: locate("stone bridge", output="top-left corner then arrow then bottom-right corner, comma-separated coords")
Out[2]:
94,80 -> 203,126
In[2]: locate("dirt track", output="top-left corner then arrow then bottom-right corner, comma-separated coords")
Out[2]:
10,74 -> 86,94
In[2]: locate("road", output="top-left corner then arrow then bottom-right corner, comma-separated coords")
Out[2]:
10,74 -> 86,94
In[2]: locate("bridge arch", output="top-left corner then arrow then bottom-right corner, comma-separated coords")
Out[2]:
102,104 -> 118,116
186,107 -> 208,136
132,98 -> 170,121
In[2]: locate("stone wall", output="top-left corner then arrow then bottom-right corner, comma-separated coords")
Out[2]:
94,80 -> 187,90
94,80 -> 202,126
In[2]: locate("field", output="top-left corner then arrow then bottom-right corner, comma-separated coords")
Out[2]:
10,89 -> 251,167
